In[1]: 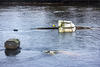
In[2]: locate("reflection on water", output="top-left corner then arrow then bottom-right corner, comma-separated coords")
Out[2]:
59,32 -> 75,39
5,48 -> 21,56
0,4 -> 100,67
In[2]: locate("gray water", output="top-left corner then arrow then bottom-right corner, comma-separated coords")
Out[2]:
0,4 -> 100,67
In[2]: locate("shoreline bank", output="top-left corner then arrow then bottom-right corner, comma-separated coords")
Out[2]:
0,2 -> 100,6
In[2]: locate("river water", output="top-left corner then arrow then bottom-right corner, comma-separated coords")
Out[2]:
0,4 -> 100,67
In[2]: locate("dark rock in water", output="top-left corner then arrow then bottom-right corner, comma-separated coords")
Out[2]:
13,29 -> 18,31
5,48 -> 21,56
5,38 -> 20,49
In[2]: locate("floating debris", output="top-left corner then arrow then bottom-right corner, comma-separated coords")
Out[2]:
53,24 -> 56,27
32,26 -> 100,30
44,50 -> 58,55
32,27 -> 58,29
44,50 -> 80,56
76,26 -> 91,30
31,20 -> 100,31
13,29 -> 18,31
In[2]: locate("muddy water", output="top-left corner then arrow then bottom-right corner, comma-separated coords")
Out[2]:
0,4 -> 100,67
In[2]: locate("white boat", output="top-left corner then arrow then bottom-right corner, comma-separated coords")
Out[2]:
58,20 -> 76,33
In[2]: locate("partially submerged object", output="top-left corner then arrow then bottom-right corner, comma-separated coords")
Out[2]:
44,50 -> 57,55
5,38 -> 20,49
13,29 -> 18,31
31,20 -> 100,30
33,26 -> 100,30
44,50 -> 80,56
58,20 -> 76,33
76,26 -> 91,30
33,27 -> 58,29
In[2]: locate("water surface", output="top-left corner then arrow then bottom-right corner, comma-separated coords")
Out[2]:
0,4 -> 100,67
